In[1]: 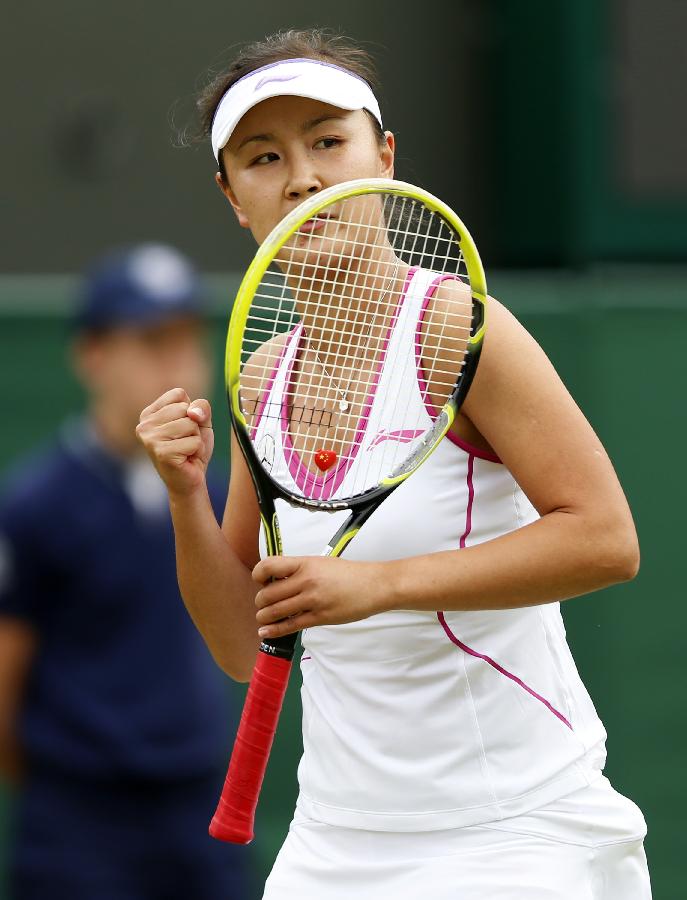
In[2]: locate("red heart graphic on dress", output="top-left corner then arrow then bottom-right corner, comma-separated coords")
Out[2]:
314,449 -> 337,472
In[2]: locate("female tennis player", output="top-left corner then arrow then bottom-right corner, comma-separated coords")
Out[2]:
137,29 -> 651,899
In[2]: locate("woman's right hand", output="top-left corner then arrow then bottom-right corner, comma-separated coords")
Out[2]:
136,388 -> 214,497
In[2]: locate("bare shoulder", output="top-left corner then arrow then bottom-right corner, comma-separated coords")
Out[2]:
431,274 -> 473,315
239,330 -> 291,421
463,295 -> 624,516
484,294 -> 538,346
242,331 -> 291,381
417,276 -> 474,409
468,295 -> 557,395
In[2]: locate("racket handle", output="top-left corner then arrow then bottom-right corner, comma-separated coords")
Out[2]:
209,651 -> 292,843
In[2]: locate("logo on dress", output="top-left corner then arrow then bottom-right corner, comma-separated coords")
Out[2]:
367,428 -> 425,450
257,434 -> 275,471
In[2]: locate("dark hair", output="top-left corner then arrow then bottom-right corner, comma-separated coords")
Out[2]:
197,29 -> 386,181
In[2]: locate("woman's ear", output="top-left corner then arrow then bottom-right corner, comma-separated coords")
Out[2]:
214,172 -> 250,229
380,131 -> 395,179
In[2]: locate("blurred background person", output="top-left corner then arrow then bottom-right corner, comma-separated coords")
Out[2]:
0,244 -> 252,900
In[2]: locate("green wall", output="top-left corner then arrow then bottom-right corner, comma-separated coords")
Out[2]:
489,1 -> 687,265
1,269 -> 684,897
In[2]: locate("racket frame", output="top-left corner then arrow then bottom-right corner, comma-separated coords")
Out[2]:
211,178 -> 487,843
226,177 -> 487,565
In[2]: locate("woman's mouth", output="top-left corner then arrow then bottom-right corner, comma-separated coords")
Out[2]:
298,214 -> 335,235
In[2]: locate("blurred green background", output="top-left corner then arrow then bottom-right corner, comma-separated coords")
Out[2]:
2,0 -> 685,897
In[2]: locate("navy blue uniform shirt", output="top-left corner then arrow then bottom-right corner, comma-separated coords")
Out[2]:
0,419 -> 234,779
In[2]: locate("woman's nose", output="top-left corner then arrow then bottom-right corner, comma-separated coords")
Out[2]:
288,183 -> 319,199
285,160 -> 322,199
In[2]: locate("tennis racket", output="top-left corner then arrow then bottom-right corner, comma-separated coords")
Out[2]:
209,177 -> 487,843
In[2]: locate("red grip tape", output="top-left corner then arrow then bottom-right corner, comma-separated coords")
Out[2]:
209,652 -> 292,843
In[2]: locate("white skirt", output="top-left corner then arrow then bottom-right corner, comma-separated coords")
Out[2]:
262,776 -> 651,899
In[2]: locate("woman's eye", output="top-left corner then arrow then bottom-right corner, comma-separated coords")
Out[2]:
253,152 -> 279,166
314,137 -> 341,150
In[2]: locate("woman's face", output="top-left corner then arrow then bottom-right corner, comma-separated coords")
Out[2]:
217,95 -> 395,245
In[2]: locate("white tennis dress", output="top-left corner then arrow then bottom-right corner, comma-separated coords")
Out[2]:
254,268 -> 651,898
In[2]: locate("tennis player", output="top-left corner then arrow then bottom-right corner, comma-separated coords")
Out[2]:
137,29 -> 652,899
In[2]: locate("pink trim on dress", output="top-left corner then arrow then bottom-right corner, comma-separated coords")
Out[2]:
447,432 -> 501,464
459,453 -> 475,549
440,452 -> 572,730
437,612 -> 573,730
414,274 -> 502,465
280,267 -> 418,501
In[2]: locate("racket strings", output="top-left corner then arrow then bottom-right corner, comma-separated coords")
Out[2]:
240,193 -> 473,500
270,246 -> 464,275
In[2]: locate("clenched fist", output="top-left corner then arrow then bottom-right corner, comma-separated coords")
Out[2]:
136,388 -> 214,497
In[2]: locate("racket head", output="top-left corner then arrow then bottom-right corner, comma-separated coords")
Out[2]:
211,181 -> 488,844
226,178 -> 487,518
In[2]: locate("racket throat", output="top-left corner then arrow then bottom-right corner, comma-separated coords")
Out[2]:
323,501 -> 383,558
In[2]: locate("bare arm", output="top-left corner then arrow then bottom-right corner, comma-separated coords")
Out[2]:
250,299 -> 639,636
0,617 -> 36,783
384,296 -> 639,611
137,389 -> 260,680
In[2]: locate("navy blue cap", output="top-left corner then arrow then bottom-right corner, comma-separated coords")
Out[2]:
74,244 -> 204,331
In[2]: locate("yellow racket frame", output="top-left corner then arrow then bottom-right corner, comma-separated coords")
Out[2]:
225,177 -> 487,554
227,178 -> 486,416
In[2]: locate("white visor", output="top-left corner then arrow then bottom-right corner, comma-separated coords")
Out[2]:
210,57 -> 383,162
